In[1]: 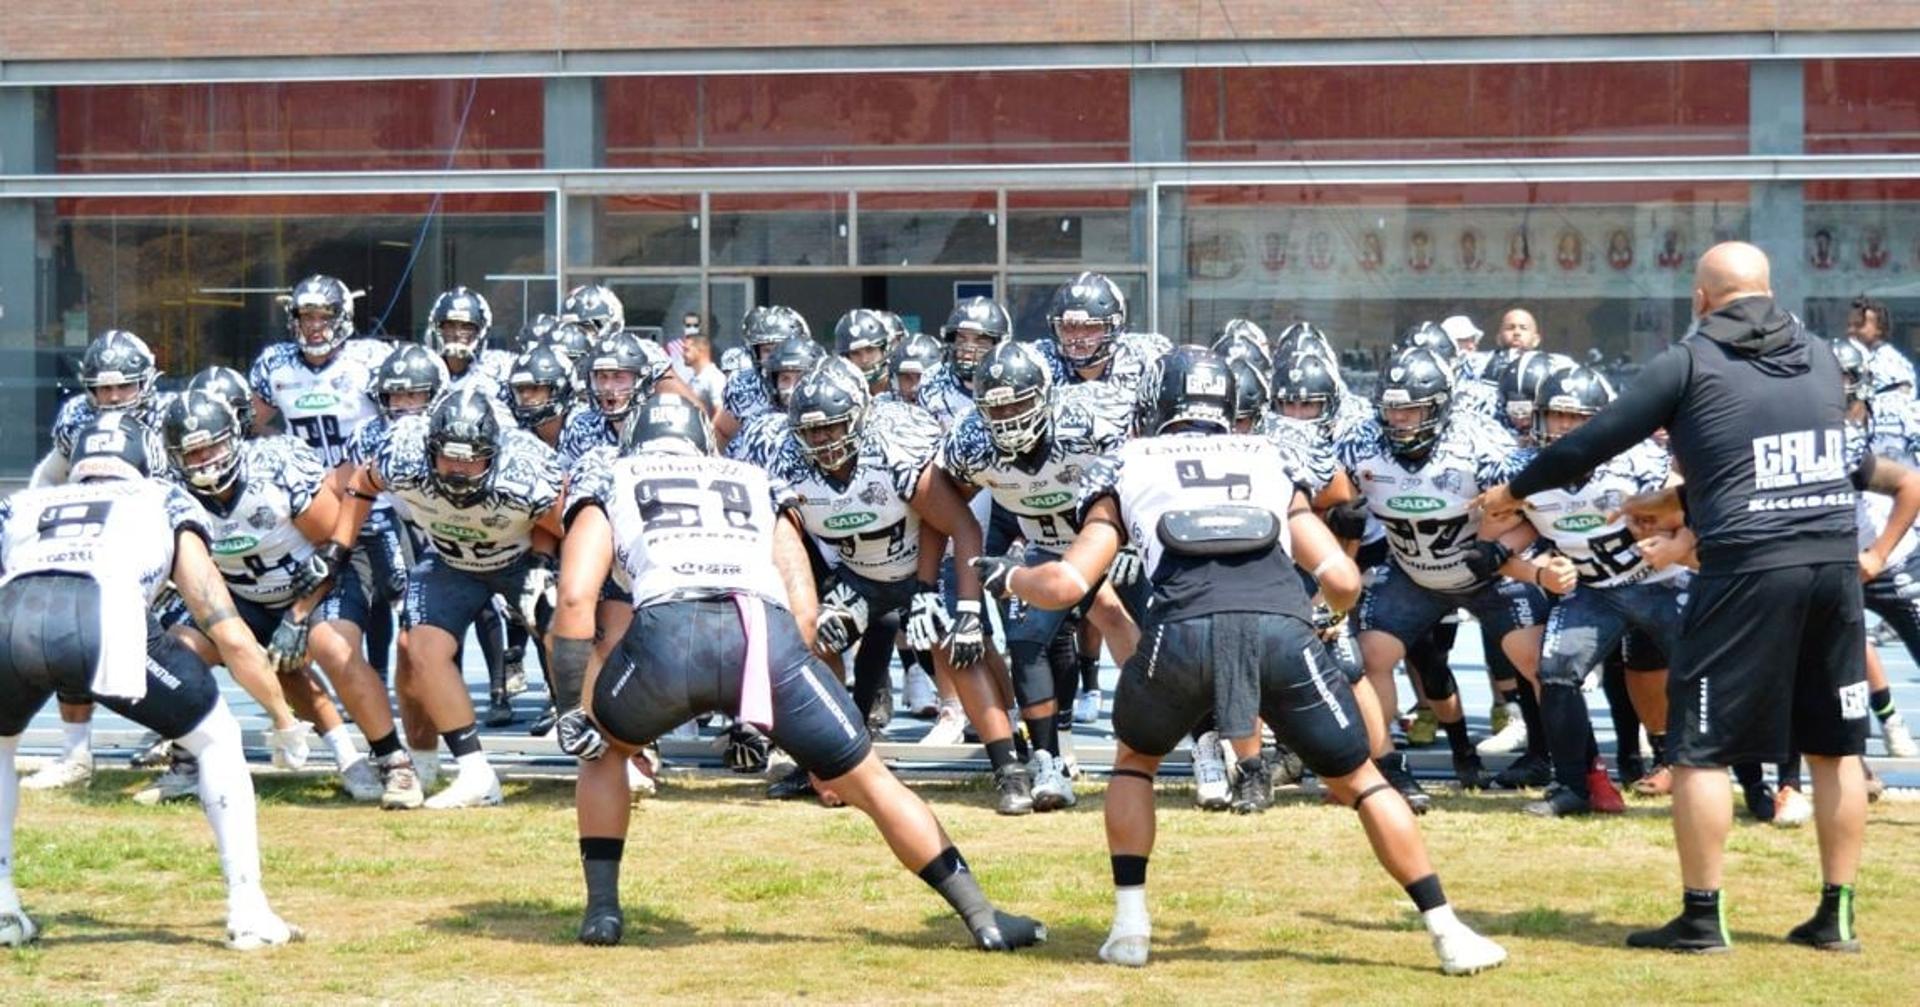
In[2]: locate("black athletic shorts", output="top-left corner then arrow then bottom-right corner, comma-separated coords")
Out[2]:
592,597 -> 872,780
1669,563 -> 1869,766
403,551 -> 528,637
1621,624 -> 1669,672
230,573 -> 372,645
0,572 -> 220,739
1113,612 -> 1370,778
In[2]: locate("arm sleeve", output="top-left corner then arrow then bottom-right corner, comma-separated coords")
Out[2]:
1509,343 -> 1690,498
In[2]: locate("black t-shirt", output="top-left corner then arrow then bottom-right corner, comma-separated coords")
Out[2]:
1147,546 -> 1314,627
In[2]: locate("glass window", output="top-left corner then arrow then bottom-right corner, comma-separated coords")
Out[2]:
857,191 -> 997,267
1802,180 -> 1920,352
1159,182 -> 1749,363
1806,60 -> 1920,154
54,80 -> 544,173
1007,190 -> 1142,266
604,71 -> 1129,167
1186,63 -> 1748,160
1005,272 -> 1148,346
581,195 -> 703,268
709,193 -> 849,268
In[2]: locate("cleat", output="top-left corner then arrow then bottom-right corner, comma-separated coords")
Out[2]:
1626,912 -> 1731,953
765,765 -> 815,801
903,666 -> 939,719
1098,921 -> 1150,967
1524,783 -> 1591,817
133,751 -> 200,806
1379,755 -> 1431,815
483,693 -> 516,728
1587,761 -> 1626,814
920,702 -> 967,746
626,754 -> 659,800
129,733 -> 173,769
528,706 -> 558,737
973,911 -> 1046,951
1452,751 -> 1491,792
339,757 -> 383,802
0,909 -> 39,947
993,763 -> 1034,816
1191,731 -> 1231,811
1029,752 -> 1076,812
1230,756 -> 1272,814
1407,706 -> 1439,747
1477,705 -> 1527,755
423,768 -> 503,810
1787,910 -> 1861,953
502,649 -> 528,697
1882,711 -> 1918,758
1270,746 -> 1307,787
21,755 -> 92,791
1073,689 -> 1103,725
579,907 -> 625,947
1633,765 -> 1673,797
1774,786 -> 1812,828
1432,924 -> 1508,975
226,911 -> 302,951
1491,752 -> 1552,791
378,751 -> 425,810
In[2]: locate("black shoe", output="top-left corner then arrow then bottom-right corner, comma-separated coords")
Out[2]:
1492,752 -> 1552,791
1625,911 -> 1731,953
1524,783 -> 1592,817
1230,758 -> 1272,815
766,765 -> 816,801
1270,746 -> 1306,787
866,688 -> 893,732
993,764 -> 1034,816
578,906 -> 625,946
1377,756 -> 1430,815
1787,911 -> 1862,953
528,706 -> 558,737
973,910 -> 1048,951
484,693 -> 515,728
1452,751 -> 1491,792
1742,781 -> 1777,822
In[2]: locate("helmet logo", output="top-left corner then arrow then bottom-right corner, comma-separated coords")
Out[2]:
1389,367 -> 1405,382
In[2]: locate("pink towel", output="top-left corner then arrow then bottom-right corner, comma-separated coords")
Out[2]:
734,593 -> 774,730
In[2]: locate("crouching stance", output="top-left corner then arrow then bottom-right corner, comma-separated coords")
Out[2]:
0,415 -> 308,950
550,393 -> 1046,950
976,348 -> 1507,975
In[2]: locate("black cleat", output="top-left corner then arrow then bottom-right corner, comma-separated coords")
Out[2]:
1491,752 -> 1552,791
993,764 -> 1034,816
578,906 -> 625,946
1452,751 -> 1491,792
973,911 -> 1048,951
1786,913 -> 1862,953
1377,756 -> 1430,815
1626,911 -> 1731,953
1230,758 -> 1272,815
528,705 -> 559,737
1524,783 -> 1592,817
484,692 -> 515,728
765,765 -> 816,801
1741,781 -> 1776,822
1269,746 -> 1306,787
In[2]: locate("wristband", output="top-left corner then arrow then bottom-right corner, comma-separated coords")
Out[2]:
956,600 -> 982,615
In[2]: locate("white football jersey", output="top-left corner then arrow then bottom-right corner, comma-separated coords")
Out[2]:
915,365 -> 976,432
249,337 -> 391,467
1046,331 -> 1172,396
180,436 -> 330,605
1078,433 -> 1304,582
1342,411 -> 1520,591
0,477 -> 209,607
769,399 -> 942,584
940,382 -> 1132,552
569,447 -> 793,608
726,411 -> 791,469
444,348 -> 519,417
372,416 -> 562,573
1519,439 -> 1679,588
1851,404 -> 1920,567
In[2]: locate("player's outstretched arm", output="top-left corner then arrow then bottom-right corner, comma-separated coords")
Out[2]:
1287,489 -> 1361,612
173,529 -> 300,732
911,465 -> 984,600
773,511 -> 820,649
326,463 -> 383,552
980,496 -> 1123,610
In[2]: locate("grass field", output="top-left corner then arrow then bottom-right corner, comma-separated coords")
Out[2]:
4,769 -> 1917,1005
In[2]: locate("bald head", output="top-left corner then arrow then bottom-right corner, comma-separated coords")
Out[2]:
1497,309 -> 1540,351
1693,242 -> 1773,315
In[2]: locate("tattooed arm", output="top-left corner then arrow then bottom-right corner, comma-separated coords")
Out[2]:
173,529 -> 299,729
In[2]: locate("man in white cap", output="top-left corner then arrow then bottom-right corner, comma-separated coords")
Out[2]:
1441,315 -> 1495,380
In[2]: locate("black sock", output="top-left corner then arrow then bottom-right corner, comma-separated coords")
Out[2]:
1536,684 -> 1593,794
1515,685 -> 1548,758
1732,762 -> 1765,788
1025,716 -> 1059,759
1405,874 -> 1446,913
580,837 -> 625,913
367,730 -> 403,759
1870,687 -> 1895,722
1818,882 -> 1853,920
1683,887 -> 1721,921
919,847 -> 996,933
1779,753 -> 1803,792
1648,732 -> 1667,767
1440,718 -> 1473,760
1078,655 -> 1101,692
984,738 -> 1018,772
442,724 -> 482,759
1500,686 -> 1522,706
1111,854 -> 1148,888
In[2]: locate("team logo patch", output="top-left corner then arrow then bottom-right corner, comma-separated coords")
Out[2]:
429,521 -> 487,542
1838,681 -> 1870,720
1432,470 -> 1465,496
213,534 -> 259,555
294,392 -> 340,410
1057,463 -> 1082,486
823,511 -> 878,531
481,513 -> 510,529
1553,513 -> 1606,533
1386,494 -> 1445,513
858,482 -> 889,507
249,506 -> 277,531
1596,489 -> 1625,514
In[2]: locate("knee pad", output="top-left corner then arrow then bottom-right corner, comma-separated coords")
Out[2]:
1406,652 -> 1458,702
1008,641 -> 1054,711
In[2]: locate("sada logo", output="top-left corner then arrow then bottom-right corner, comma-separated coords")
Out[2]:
1386,495 -> 1445,513
823,512 -> 878,531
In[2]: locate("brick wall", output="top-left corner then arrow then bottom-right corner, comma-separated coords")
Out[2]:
6,1 -> 1920,63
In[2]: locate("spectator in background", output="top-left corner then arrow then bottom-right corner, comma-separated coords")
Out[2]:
1497,308 -> 1541,352
1440,314 -> 1495,379
1847,296 -> 1914,401
679,332 -> 726,413
667,311 -> 703,379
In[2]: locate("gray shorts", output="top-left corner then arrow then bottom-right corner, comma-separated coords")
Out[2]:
1354,560 -> 1547,649
1538,578 -> 1687,689
402,551 -> 528,638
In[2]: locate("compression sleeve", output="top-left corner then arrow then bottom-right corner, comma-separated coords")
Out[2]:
1509,343 -> 1690,498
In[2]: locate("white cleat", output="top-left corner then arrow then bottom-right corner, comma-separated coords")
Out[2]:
1774,785 -> 1813,828
902,667 -> 939,718
21,756 -> 92,791
226,911 -> 302,951
339,757 -> 383,802
1073,689 -> 1103,724
920,702 -> 967,746
625,757 -> 658,799
133,755 -> 201,807
1883,712 -> 1918,758
1029,752 -> 1078,811
1476,706 -> 1528,755
1098,921 -> 1151,967
1192,731 -> 1231,811
423,769 -> 503,810
1432,925 -> 1508,976
0,909 -> 39,948
378,753 -> 425,811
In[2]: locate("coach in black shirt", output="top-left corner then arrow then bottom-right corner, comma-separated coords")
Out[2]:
1480,242 -> 1894,954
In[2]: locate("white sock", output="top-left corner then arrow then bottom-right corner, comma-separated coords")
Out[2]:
176,700 -> 269,918
1112,886 -> 1150,933
454,751 -> 492,779
323,726 -> 358,771
60,721 -> 91,763
0,736 -> 19,911
1421,903 -> 1464,934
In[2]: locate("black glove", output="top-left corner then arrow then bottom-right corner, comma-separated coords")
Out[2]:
969,556 -> 1019,600
1462,539 -> 1513,581
266,612 -> 312,675
1324,498 -> 1371,540
720,724 -> 771,774
945,600 -> 986,667
555,708 -> 607,761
